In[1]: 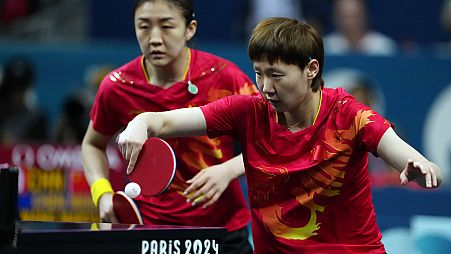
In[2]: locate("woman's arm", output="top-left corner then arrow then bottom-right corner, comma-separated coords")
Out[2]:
377,127 -> 442,188
117,107 -> 207,173
82,121 -> 118,222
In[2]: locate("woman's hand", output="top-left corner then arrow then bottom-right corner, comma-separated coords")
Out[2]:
117,119 -> 148,174
400,159 -> 439,188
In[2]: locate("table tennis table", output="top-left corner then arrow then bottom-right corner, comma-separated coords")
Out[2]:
2,220 -> 227,254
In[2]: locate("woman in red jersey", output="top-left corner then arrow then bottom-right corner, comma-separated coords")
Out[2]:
82,1 -> 258,253
116,17 -> 443,254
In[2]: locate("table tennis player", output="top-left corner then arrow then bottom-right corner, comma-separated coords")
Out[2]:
117,17 -> 443,254
82,1 -> 258,253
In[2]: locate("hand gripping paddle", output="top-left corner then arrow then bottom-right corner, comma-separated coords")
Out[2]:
113,138 -> 177,224
129,137 -> 177,196
112,191 -> 143,224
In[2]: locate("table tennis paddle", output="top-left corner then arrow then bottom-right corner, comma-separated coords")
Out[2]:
128,137 -> 177,197
112,191 -> 143,225
113,138 -> 176,224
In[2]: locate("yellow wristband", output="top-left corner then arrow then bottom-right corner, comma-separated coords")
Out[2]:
90,178 -> 113,207
90,223 -> 100,231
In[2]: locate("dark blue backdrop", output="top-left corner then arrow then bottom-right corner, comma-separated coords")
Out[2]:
88,0 -> 448,44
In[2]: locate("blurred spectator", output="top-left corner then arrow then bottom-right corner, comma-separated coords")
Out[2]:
0,0 -> 87,42
324,68 -> 385,114
243,0 -> 303,39
51,64 -> 112,144
323,0 -> 397,56
0,56 -> 48,143
239,0 -> 330,40
437,0 -> 451,54
51,88 -> 91,144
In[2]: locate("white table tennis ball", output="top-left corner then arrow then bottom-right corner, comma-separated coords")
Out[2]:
125,182 -> 141,198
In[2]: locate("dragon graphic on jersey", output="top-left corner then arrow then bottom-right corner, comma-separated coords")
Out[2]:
257,109 -> 376,240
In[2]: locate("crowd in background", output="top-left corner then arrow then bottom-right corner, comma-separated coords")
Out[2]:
0,0 -> 450,176
0,55 -> 109,144
0,0 -> 450,53
0,0 -> 87,42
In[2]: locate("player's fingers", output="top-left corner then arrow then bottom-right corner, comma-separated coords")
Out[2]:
109,212 -> 119,224
126,142 -> 139,162
203,192 -> 221,208
183,183 -> 198,196
186,171 -> 204,184
126,163 -> 134,175
187,188 -> 206,204
119,146 -> 126,159
193,183 -> 222,207
100,214 -> 111,223
184,175 -> 206,195
400,170 -> 408,185
123,144 -> 129,161
102,198 -> 119,223
115,133 -> 123,149
412,161 -> 428,175
127,147 -> 141,174
117,143 -> 125,159
116,133 -> 129,158
185,176 -> 203,187
127,159 -> 136,174
187,183 -> 212,204
100,208 -> 116,223
187,193 -> 206,206
192,195 -> 206,206
431,166 -> 438,187
423,167 -> 433,188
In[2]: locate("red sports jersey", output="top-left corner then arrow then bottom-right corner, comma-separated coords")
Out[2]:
201,88 -> 391,253
91,49 -> 258,231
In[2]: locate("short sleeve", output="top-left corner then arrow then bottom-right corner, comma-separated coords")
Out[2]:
347,100 -> 392,155
90,76 -> 122,136
200,95 -> 251,139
